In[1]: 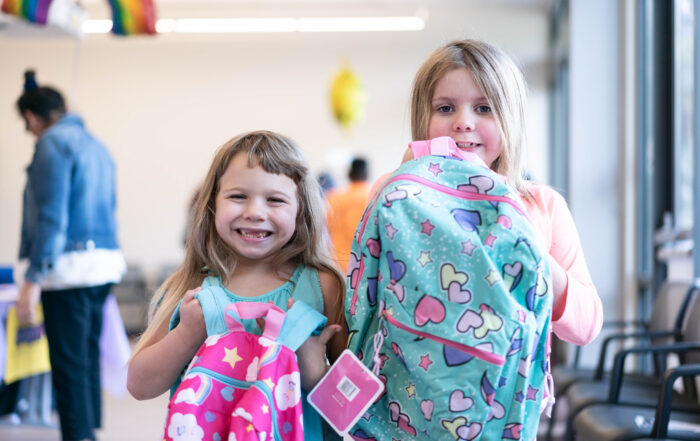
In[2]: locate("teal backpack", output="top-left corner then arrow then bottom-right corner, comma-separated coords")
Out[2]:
345,137 -> 553,441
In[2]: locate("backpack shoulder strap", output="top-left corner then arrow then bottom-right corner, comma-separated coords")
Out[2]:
409,136 -> 451,159
277,300 -> 327,351
196,277 -> 233,336
408,136 -> 488,167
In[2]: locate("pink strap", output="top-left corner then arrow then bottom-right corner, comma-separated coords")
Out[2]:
408,136 -> 488,168
427,136 -> 452,156
408,140 -> 431,159
224,302 -> 285,341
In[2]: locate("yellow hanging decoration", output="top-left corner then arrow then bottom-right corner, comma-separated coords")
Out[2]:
329,64 -> 366,131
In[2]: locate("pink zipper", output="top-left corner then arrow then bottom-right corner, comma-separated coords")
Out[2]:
383,312 -> 506,366
388,173 -> 527,216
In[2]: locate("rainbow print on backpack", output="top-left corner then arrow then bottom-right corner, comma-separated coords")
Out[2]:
164,301 -> 326,441
345,137 -> 553,441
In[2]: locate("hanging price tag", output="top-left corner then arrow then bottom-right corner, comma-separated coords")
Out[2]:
307,350 -> 384,436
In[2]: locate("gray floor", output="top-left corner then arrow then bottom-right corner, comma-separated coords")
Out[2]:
0,390 -> 170,441
0,393 -> 558,441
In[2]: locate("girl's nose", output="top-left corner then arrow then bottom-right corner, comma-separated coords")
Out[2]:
454,110 -> 475,131
243,199 -> 265,221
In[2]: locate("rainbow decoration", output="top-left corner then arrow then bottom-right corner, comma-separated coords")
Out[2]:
1,0 -> 54,25
107,0 -> 156,35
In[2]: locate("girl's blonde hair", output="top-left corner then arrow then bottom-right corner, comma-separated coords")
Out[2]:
410,39 -> 530,196
134,130 -> 344,355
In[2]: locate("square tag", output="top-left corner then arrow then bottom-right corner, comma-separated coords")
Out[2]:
307,349 -> 384,436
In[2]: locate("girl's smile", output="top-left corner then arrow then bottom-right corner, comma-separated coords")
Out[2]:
215,152 -> 299,265
237,228 -> 272,240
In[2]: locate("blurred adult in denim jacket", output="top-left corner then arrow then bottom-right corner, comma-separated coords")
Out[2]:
14,70 -> 126,441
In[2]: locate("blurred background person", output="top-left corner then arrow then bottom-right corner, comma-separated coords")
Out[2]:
317,171 -> 336,197
14,70 -> 126,441
326,157 -> 371,274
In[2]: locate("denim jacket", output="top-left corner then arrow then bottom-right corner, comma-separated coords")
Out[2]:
19,113 -> 120,284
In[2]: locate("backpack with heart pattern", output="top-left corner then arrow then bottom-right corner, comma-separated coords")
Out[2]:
345,137 -> 553,441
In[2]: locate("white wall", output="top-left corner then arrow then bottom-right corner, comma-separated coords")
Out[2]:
569,0 -> 627,331
0,1 -> 549,280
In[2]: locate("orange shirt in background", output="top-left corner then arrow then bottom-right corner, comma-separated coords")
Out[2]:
326,181 -> 372,274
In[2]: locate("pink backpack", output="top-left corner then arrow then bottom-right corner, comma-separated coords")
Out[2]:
163,301 -> 326,441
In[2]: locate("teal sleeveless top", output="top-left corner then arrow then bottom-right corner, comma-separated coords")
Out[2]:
194,265 -> 325,335
169,265 -> 327,441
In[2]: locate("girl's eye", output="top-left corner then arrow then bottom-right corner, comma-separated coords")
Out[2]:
436,105 -> 453,113
228,194 -> 245,200
475,105 -> 492,113
268,198 -> 285,204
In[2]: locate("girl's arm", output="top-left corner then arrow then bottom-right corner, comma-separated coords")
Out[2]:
542,188 -> 603,346
127,289 -> 207,400
294,270 -> 347,390
319,270 -> 348,363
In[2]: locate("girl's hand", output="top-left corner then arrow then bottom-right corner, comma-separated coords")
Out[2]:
273,298 -> 341,390
296,323 -> 342,390
547,254 -> 568,314
176,288 -> 207,346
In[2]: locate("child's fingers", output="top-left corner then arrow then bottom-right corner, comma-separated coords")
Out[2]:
287,298 -> 295,309
317,324 -> 342,345
183,287 -> 203,303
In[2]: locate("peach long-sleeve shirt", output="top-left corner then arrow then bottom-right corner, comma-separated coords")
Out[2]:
521,184 -> 603,346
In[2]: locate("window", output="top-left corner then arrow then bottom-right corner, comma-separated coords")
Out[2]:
674,0 -> 695,233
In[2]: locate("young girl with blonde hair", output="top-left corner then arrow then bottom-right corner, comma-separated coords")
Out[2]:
128,130 -> 346,440
408,39 -> 602,344
347,39 -> 603,440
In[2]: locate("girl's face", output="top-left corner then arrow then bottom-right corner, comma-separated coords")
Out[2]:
214,152 -> 299,266
427,68 -> 503,168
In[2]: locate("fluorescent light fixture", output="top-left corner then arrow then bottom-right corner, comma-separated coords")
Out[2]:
298,16 -> 425,32
82,18 -> 112,34
83,16 -> 425,34
171,18 -> 298,33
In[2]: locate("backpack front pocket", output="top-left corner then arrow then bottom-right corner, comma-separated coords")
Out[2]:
165,369 -> 251,440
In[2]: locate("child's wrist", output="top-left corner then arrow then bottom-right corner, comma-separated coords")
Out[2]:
172,323 -> 204,353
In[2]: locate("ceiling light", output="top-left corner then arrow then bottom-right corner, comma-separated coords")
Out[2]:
82,19 -> 112,34
83,16 -> 425,34
298,16 -> 425,32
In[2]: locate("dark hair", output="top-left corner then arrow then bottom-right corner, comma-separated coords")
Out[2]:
348,157 -> 368,182
17,70 -> 66,122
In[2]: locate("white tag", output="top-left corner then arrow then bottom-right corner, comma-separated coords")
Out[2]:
307,350 -> 384,436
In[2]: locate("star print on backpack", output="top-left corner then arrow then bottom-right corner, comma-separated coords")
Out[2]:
163,301 -> 326,441
346,137 -> 553,441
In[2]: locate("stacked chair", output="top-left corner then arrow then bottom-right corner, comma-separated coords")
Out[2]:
572,293 -> 700,440
545,281 -> 700,440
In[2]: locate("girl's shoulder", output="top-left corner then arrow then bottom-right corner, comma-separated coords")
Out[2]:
317,268 -> 341,296
525,181 -> 563,200
523,182 -> 569,213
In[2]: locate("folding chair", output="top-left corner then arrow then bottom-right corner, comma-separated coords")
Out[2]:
571,291 -> 700,441
546,281 -> 699,441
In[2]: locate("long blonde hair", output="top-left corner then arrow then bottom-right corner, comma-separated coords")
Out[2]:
133,130 -> 344,355
410,39 -> 530,196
